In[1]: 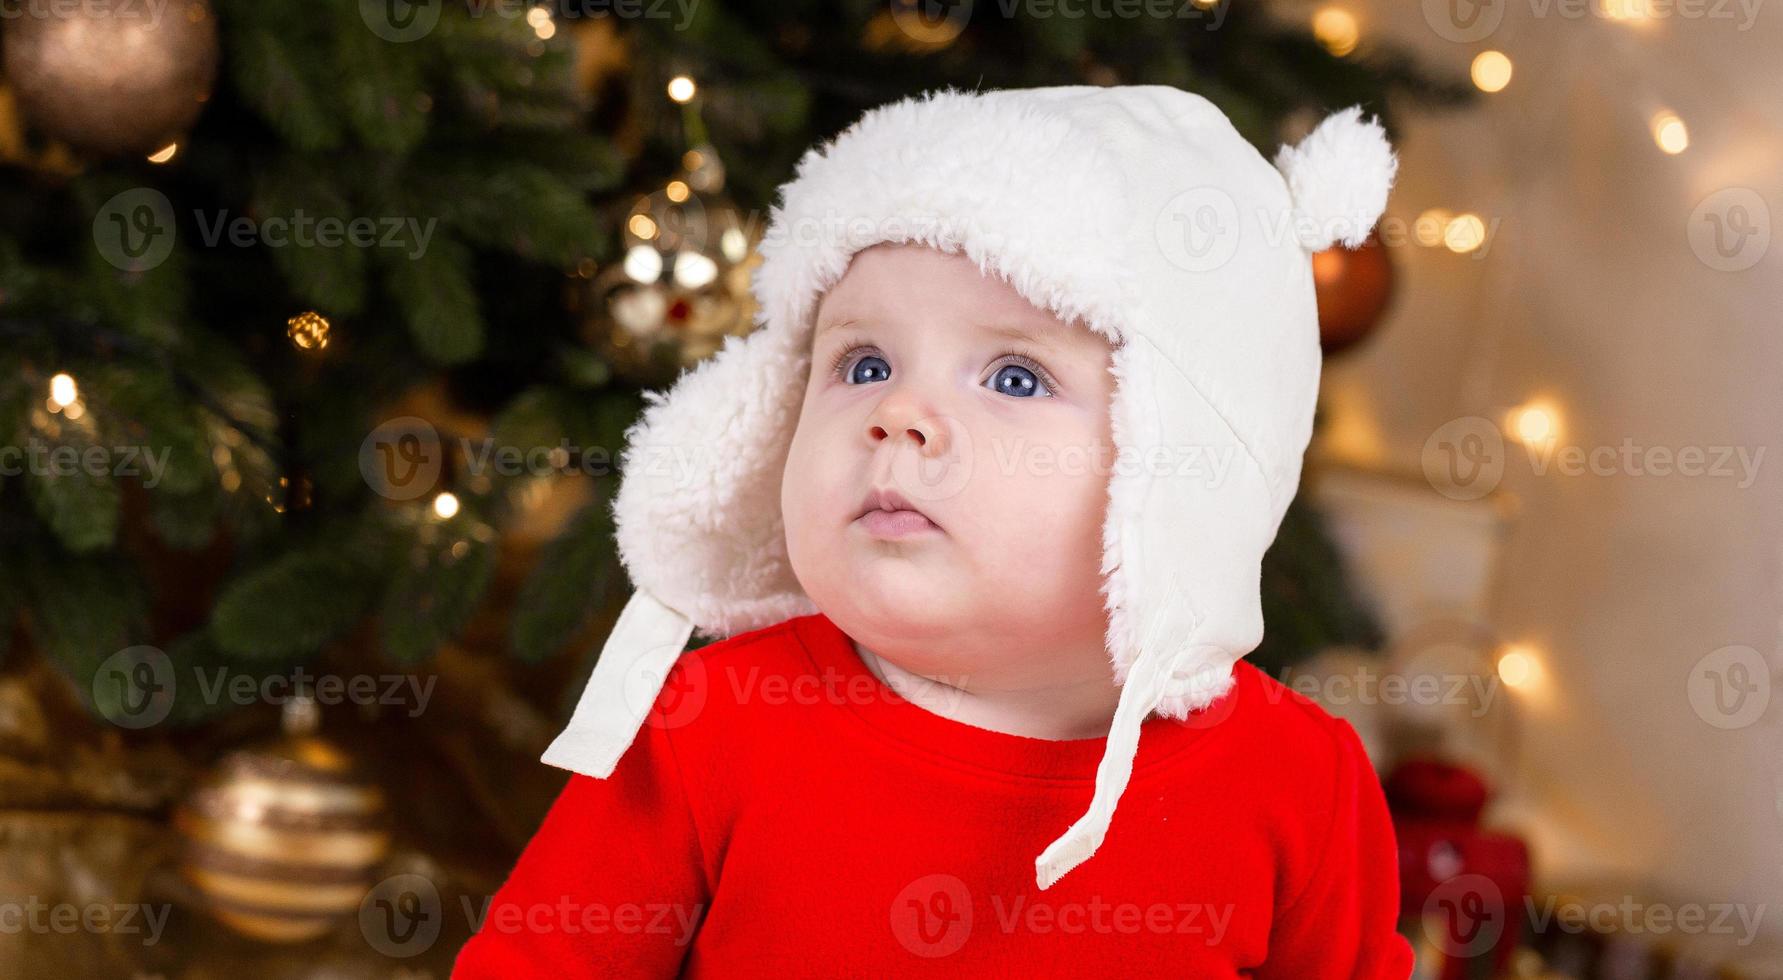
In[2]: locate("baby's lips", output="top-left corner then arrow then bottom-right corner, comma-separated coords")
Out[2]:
856,484 -> 943,529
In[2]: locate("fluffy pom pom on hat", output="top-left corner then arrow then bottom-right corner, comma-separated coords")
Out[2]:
542,85 -> 1398,890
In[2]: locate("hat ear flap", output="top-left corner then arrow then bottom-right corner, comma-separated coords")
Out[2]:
1100,334 -> 1270,707
1272,105 -> 1399,251
610,321 -> 816,638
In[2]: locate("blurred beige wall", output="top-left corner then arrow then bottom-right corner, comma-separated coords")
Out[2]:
1282,0 -> 1782,934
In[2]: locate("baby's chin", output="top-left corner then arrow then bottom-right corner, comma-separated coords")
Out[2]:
808,564 -> 964,633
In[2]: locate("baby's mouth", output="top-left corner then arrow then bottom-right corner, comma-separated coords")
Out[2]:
854,486 -> 943,538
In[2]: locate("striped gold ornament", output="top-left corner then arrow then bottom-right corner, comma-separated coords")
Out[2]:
175,731 -> 391,942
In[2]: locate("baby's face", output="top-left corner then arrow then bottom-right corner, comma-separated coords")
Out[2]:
781,243 -> 1117,686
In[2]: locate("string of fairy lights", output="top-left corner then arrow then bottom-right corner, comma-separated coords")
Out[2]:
1310,0 -> 1693,262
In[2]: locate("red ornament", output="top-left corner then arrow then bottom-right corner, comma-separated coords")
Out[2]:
1312,232 -> 1396,356
1386,755 -> 1530,980
1385,755 -> 1490,823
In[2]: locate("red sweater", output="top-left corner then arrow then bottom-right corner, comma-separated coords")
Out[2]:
453,612 -> 1412,978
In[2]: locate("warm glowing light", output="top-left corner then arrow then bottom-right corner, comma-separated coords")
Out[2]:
673,250 -> 718,289
147,142 -> 179,164
48,373 -> 78,409
286,311 -> 331,351
622,244 -> 664,283
1444,213 -> 1487,253
1471,51 -> 1513,92
1496,646 -> 1541,689
720,227 -> 748,263
432,492 -> 461,520
665,180 -> 689,203
1312,8 -> 1359,57
1504,400 -> 1561,446
666,75 -> 697,103
627,213 -> 659,240
1597,0 -> 1649,20
525,5 -> 551,28
1651,110 -> 1688,154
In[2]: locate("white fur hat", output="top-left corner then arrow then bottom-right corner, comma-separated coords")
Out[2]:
542,85 -> 1397,890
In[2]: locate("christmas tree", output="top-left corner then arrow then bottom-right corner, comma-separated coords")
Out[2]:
0,0 -> 1467,724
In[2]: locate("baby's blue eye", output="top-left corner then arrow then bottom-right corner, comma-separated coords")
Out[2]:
846,354 -> 890,385
987,363 -> 1049,398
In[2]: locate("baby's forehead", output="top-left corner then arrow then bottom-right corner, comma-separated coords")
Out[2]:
810,243 -> 1115,353
810,307 -> 1109,358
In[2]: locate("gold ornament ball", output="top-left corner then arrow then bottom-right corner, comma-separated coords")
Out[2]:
287,311 -> 332,351
174,733 -> 391,943
578,178 -> 758,386
1,0 -> 219,155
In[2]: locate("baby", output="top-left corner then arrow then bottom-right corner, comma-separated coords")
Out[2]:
456,85 -> 1410,977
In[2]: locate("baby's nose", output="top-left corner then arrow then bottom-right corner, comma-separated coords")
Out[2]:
866,392 -> 951,456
